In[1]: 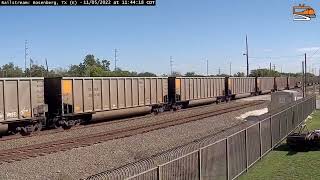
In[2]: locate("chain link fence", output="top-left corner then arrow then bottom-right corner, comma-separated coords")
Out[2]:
87,95 -> 316,180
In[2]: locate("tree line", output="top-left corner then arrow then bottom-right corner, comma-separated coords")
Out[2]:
0,54 -> 314,78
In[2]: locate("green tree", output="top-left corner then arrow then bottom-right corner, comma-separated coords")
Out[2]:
138,72 -> 157,77
101,60 -> 110,71
67,54 -> 111,77
25,64 -> 47,77
233,72 -> 245,77
171,71 -> 182,77
250,69 -> 280,77
0,62 -> 24,77
215,73 -> 229,77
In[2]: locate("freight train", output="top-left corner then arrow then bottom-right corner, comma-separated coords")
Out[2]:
0,76 -> 316,135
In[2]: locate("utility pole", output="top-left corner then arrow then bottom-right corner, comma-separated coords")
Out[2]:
302,61 -> 305,98
114,48 -> 118,71
170,56 -> 173,76
206,59 -> 209,76
24,40 -> 28,76
229,62 -> 232,76
245,35 -> 249,77
269,62 -> 272,73
273,64 -> 276,71
218,67 -> 221,75
305,53 -> 307,94
45,58 -> 49,77
29,58 -> 33,77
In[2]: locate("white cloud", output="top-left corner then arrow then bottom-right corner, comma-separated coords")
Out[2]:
263,49 -> 273,52
297,47 -> 320,52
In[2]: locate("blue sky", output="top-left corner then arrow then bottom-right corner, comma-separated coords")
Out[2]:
0,0 -> 320,75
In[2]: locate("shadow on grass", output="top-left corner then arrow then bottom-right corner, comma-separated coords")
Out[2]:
274,143 -> 320,156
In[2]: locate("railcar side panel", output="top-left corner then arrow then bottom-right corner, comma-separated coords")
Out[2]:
174,77 -> 225,102
74,80 -> 83,112
93,79 -> 102,110
19,81 -> 31,118
0,82 -> 3,121
288,77 -> 296,89
228,77 -> 255,95
257,77 -> 274,93
0,78 -> 46,122
275,77 -> 287,90
46,77 -> 169,117
5,81 -> 18,120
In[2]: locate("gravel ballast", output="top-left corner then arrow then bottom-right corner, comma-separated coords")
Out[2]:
0,98 -> 270,180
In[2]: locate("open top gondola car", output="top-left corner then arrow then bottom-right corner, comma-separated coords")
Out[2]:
275,77 -> 288,90
288,77 -> 297,89
168,77 -> 225,107
44,77 -> 168,128
256,77 -> 275,94
227,77 -> 256,99
0,78 -> 47,135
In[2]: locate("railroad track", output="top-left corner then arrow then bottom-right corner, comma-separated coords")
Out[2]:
0,101 -> 264,164
0,99 -> 247,142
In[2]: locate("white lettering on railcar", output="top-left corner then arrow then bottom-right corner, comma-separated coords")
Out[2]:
6,112 -> 17,118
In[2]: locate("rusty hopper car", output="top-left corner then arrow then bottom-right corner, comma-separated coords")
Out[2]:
306,76 -> 315,85
227,77 -> 255,99
256,77 -> 275,94
288,77 -> 297,89
44,77 -> 168,128
311,76 -> 320,85
168,77 -> 225,107
275,77 -> 288,90
0,78 -> 47,135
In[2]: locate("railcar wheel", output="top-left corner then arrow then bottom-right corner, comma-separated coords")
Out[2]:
62,124 -> 72,130
34,123 -> 42,132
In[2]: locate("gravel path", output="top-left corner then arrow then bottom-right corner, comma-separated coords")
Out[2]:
0,100 -> 269,180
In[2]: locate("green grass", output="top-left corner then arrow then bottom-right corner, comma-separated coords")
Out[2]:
239,110 -> 320,180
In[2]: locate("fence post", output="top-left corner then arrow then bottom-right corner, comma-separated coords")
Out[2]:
158,165 -> 162,180
286,110 -> 288,136
259,122 -> 262,159
226,137 -> 230,180
279,113 -> 282,142
198,150 -> 202,180
270,116 -> 273,148
302,99 -> 305,121
245,128 -> 248,171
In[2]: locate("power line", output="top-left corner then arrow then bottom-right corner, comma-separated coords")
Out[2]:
245,35 -> 249,77
114,48 -> 118,71
24,40 -> 28,76
206,59 -> 209,76
170,56 -> 173,76
229,62 -> 232,76
45,58 -> 49,77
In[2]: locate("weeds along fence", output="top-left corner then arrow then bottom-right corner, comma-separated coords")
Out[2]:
87,95 -> 316,180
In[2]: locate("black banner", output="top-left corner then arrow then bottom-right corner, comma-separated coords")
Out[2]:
0,0 -> 156,6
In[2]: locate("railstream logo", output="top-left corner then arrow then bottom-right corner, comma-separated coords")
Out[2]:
293,4 -> 316,21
